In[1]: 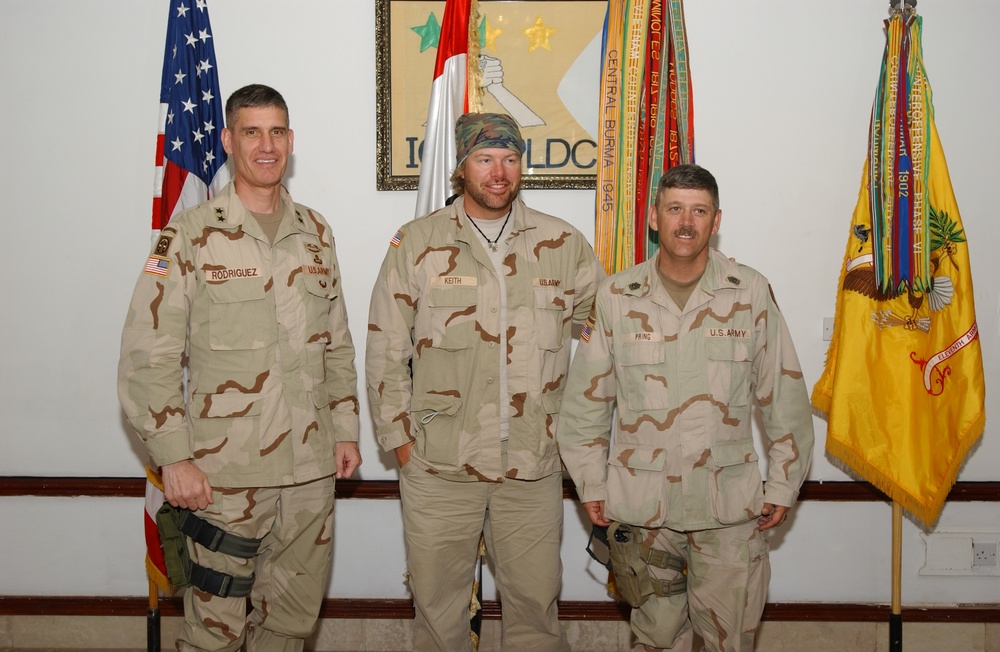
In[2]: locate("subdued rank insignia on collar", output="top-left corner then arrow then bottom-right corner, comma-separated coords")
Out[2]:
154,234 -> 172,256
727,276 -> 740,285
215,207 -> 225,223
629,282 -> 641,291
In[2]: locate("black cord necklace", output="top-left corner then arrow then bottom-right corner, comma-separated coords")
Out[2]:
466,208 -> 512,252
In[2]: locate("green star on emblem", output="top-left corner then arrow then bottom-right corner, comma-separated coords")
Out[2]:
411,12 -> 441,53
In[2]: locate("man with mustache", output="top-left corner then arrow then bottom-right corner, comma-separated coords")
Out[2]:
557,164 -> 814,652
366,113 -> 604,651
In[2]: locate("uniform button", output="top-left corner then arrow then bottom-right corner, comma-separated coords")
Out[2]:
487,378 -> 495,384
489,342 -> 495,348
490,307 -> 497,313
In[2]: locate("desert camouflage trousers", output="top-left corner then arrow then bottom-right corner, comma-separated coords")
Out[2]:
630,519 -> 769,652
177,476 -> 335,652
399,461 -> 570,652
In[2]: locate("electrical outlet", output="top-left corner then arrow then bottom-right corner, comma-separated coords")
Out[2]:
822,317 -> 834,341
921,532 -> 1000,576
972,541 -> 998,567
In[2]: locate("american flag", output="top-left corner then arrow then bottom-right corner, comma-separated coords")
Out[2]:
143,256 -> 171,277
152,0 -> 230,231
145,0 -> 229,594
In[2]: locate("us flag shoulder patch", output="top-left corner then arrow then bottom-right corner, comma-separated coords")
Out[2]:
144,256 -> 170,277
390,229 -> 404,248
581,320 -> 594,343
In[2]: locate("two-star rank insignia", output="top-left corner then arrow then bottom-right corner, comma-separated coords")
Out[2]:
215,207 -> 225,223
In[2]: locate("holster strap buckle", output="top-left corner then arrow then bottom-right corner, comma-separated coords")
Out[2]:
188,562 -> 255,598
178,511 -> 261,559
641,547 -> 686,573
653,576 -> 688,597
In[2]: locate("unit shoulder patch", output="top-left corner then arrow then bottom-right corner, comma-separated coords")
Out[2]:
154,234 -> 173,256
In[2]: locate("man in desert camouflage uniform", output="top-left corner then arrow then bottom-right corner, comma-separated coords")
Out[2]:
118,84 -> 361,651
366,113 -> 604,651
557,164 -> 814,652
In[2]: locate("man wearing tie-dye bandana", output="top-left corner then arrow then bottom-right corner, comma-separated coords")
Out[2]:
366,113 -> 605,651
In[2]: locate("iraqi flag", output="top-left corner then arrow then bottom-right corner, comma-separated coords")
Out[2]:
413,0 -> 475,218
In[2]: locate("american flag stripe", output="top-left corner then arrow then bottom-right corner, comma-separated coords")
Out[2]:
390,229 -> 404,248
144,465 -> 171,594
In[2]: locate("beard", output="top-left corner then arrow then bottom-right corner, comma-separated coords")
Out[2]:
464,178 -> 521,214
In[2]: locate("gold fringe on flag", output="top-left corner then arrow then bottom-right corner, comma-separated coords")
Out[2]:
467,0 -> 483,113
813,12 -> 985,526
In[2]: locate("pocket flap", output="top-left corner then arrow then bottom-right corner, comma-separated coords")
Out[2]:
621,340 -> 665,366
534,286 -> 567,310
428,286 -> 478,308
302,274 -> 336,300
706,339 -> 751,362
204,277 -> 266,304
710,439 -> 759,467
609,446 -> 667,472
411,393 -> 463,416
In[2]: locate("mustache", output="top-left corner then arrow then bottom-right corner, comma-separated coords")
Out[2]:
673,226 -> 697,238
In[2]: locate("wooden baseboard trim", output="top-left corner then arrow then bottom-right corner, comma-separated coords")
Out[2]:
1,477 -> 997,502
0,597 -> 996,623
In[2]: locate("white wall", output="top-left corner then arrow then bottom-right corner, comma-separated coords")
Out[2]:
0,0 -> 996,604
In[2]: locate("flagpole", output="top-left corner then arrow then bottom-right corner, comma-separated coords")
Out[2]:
147,577 -> 160,652
890,501 -> 902,652
886,4 -> 911,648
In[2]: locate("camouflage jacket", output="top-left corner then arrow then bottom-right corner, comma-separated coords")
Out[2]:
557,249 -> 814,530
118,183 -> 360,488
366,196 -> 604,482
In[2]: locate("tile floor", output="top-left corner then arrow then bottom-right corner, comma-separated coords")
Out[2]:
1,615 -> 998,651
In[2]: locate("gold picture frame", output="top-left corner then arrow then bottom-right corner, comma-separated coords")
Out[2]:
375,0 -> 605,190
